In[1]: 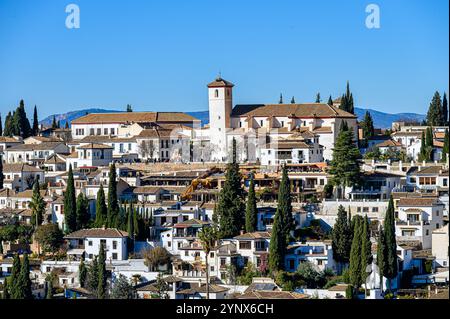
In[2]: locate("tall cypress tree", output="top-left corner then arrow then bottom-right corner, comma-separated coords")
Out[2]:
383,196 -> 398,291
332,205 -> 352,265
340,82 -> 354,114
279,93 -> 283,104
315,93 -> 321,103
3,112 -> 13,137
9,254 -> 21,299
268,208 -> 284,273
327,95 -> 333,106
52,116 -> 57,129
79,258 -> 87,288
0,155 -> 4,189
32,105 -> 39,136
216,140 -> 244,238
290,96 -> 296,104
361,111 -> 374,140
419,130 -> 427,162
360,215 -> 373,287
64,165 -> 77,233
11,100 -> 31,138
76,193 -> 90,230
17,253 -> 32,299
443,92 -> 448,125
349,215 -> 363,290
2,276 -> 10,299
0,114 -> 2,136
126,203 -> 134,239
245,174 -> 258,233
107,163 -> 119,227
277,165 -> 293,244
376,228 -> 386,291
97,244 -> 107,299
29,180 -> 45,227
95,185 -> 107,228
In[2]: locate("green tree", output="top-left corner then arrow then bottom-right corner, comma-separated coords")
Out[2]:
30,181 -> 45,227
34,223 -> 64,255
111,274 -> 134,299
340,82 -> 354,114
45,280 -> 53,299
331,205 -> 352,266
64,165 -> 77,233
142,246 -> 171,271
87,256 -> 99,293
442,129 -> 449,163
245,174 -> 258,233
443,92 -> 448,125
126,204 -> 134,239
76,193 -> 90,230
79,258 -> 87,288
329,125 -> 361,198
361,111 -> 375,141
277,165 -> 293,244
32,105 -> 39,136
107,163 -> 119,227
426,91 -> 444,126
327,95 -> 333,106
198,226 -> 218,299
0,155 -> 4,189
315,93 -> 321,103
419,130 -> 428,162
3,112 -> 13,137
126,104 -> 133,112
376,228 -> 386,291
360,215 -> 373,291
383,196 -> 398,291
279,93 -> 283,104
2,276 -> 10,299
52,115 -> 58,129
216,140 -> 244,238
349,215 -> 363,290
290,96 -> 296,104
95,184 -> 107,228
11,100 -> 32,138
9,254 -> 21,298
268,208 -> 284,273
0,114 -> 2,136
97,244 -> 107,299
17,253 -> 32,299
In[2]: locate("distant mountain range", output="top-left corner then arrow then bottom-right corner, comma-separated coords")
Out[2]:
40,107 -> 425,129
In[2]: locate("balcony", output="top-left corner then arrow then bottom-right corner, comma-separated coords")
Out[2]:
396,220 -> 429,226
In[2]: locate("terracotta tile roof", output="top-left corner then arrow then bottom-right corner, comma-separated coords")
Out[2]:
410,166 -> 447,176
79,136 -> 136,143
0,137 -> 21,143
398,197 -> 442,207
2,163 -> 44,172
174,219 -> 210,228
64,228 -> 128,239
7,142 -> 67,151
133,186 -> 163,194
14,189 -> 47,198
207,77 -> 234,88
312,126 -> 333,133
234,231 -> 271,240
78,143 -> 114,149
71,112 -> 198,124
231,103 -> 356,119
43,154 -> 66,164
433,140 -> 444,148
265,141 -> 312,149
236,291 -> 309,299
376,140 -> 403,147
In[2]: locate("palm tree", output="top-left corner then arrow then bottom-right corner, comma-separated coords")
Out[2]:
198,226 -> 218,299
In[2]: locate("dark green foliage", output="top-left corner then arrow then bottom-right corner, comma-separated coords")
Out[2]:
443,92 -> 448,125
323,183 -> 333,199
376,228 -> 386,290
315,93 -> 321,103
87,256 -> 99,293
76,193 -> 90,230
360,215 -> 373,284
269,210 -> 284,273
245,174 -> 258,233
329,125 -> 361,197
64,165 -> 77,233
345,284 -> 354,299
361,111 -> 375,140
126,104 -> 133,112
419,130 -> 428,162
97,244 -> 107,299
107,163 -> 119,228
426,126 -> 433,150
9,254 -> 21,298
32,105 -> 39,135
52,116 -> 57,129
279,93 -> 283,104
111,274 -> 134,299
290,96 -> 295,104
426,91 -> 444,126
126,204 -> 134,239
46,280 -> 53,299
11,100 -> 32,138
216,140 -> 245,238
17,253 -> 32,299
349,215 -> 363,288
331,205 -> 352,264
383,196 -> 398,289
34,223 -> 64,255
442,129 -> 449,162
327,95 -> 333,106
95,184 -> 107,228
0,155 -> 4,189
79,258 -> 87,288
0,114 -> 2,136
2,276 -> 10,299
339,82 -> 354,114
30,180 -> 45,227
3,112 -> 13,137
278,165 -> 293,244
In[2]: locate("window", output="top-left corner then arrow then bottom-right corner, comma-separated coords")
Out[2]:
318,260 -> 323,266
281,121 -> 284,127
210,252 -> 215,258
88,241 -> 93,246
444,179 -> 448,187
104,128 -> 108,135
320,179 -> 324,186
167,241 -> 171,247
220,258 -> 226,266
90,128 -> 95,135
426,230 -> 429,236
97,128 -> 101,135
112,241 -> 117,250
372,207 -> 379,213
112,253 -> 118,260
260,120 -> 264,127
210,266 -> 214,272
357,207 -> 362,213
185,251 -> 188,256
110,128 -> 115,135
363,207 -> 369,213
89,254 -> 93,259
214,89 -> 219,98
239,241 -> 251,250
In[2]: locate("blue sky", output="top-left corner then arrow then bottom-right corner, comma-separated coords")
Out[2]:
0,0 -> 448,119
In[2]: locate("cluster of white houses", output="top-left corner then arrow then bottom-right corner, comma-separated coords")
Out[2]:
0,77 -> 448,299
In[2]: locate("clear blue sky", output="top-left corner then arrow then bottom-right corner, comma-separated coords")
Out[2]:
0,0 -> 448,119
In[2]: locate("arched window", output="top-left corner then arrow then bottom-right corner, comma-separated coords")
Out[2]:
215,89 -> 219,98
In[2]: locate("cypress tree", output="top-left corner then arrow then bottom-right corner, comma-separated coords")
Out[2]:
29,180 -> 45,227
46,280 -> 53,299
0,155 -> 4,189
315,93 -> 321,103
361,111 -> 374,140
3,112 -> 13,137
76,193 -> 90,230
32,105 -> 39,135
11,100 -> 32,138
64,121 -> 69,129
2,276 -> 10,299
64,165 -> 77,233
9,254 -> 21,299
17,253 -> 32,299
442,129 -> 449,163
426,127 -> 433,150
443,92 -> 448,125
245,174 -> 258,233
277,165 -> 293,244
268,208 -> 284,273
133,207 -> 139,239
279,93 -> 283,104
426,91 -> 443,126
360,215 -> 373,287
383,196 -> 397,291
376,228 -> 386,291
216,140 -> 244,238
332,205 -> 352,265
329,125 -> 361,198
290,96 -> 296,104
126,104 -> 133,112
349,215 -> 363,290
327,95 -> 333,106
340,82 -> 355,114
79,258 -> 87,288
0,114 -> 2,136
97,244 -> 107,299
107,163 -> 119,227
95,185 -> 107,228
419,130 -> 427,162
127,204 -> 134,239
87,256 -> 99,293
52,116 -> 57,129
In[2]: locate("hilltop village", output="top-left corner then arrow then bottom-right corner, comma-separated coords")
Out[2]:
0,78 -> 448,299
